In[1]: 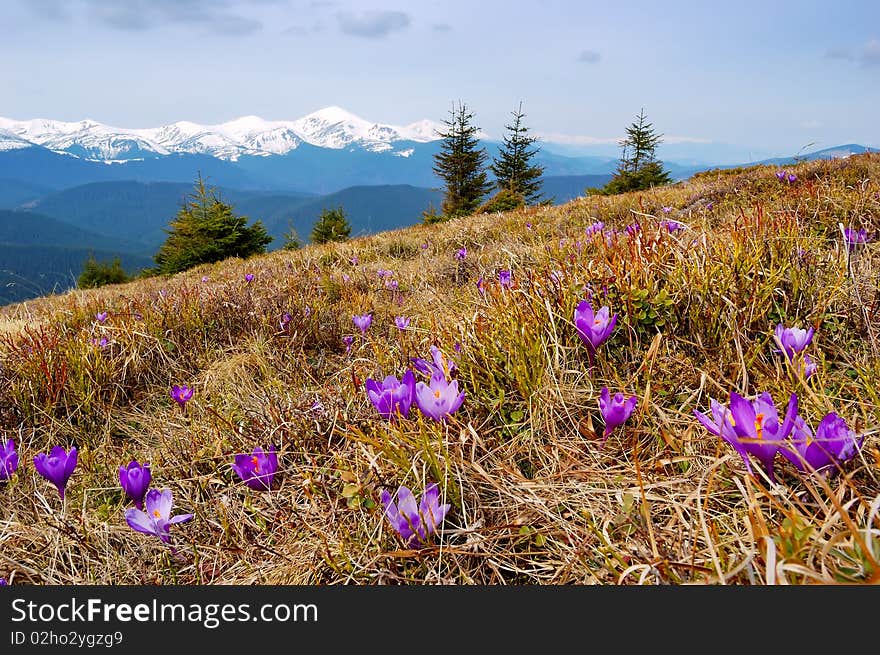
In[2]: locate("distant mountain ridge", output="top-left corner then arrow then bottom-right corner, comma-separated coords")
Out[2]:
0,107 -> 444,161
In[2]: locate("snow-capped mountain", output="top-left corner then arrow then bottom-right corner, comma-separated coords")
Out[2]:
0,107 -> 445,162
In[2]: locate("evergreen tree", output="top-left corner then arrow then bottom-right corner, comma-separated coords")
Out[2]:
281,221 -> 302,250
432,102 -> 491,218
310,206 -> 351,244
154,175 -> 272,275
490,102 -> 545,204
78,254 -> 129,289
594,109 -> 672,195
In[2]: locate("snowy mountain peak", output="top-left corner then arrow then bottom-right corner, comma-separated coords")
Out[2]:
0,107 -> 443,161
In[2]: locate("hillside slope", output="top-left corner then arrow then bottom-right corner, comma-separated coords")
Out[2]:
0,155 -> 877,586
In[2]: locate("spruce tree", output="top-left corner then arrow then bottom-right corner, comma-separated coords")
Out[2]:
310,206 -> 351,244
595,109 -> 672,195
78,254 -> 129,288
432,102 -> 491,218
154,176 -> 272,274
490,102 -> 545,204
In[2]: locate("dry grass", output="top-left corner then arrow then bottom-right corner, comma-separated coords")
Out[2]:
1,155 -> 879,585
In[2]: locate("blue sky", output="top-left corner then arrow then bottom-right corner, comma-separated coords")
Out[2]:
2,0 -> 878,158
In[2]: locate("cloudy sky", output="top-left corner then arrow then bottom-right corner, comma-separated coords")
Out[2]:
2,0 -> 878,157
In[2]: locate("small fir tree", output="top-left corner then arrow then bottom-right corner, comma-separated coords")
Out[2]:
490,102 -> 545,204
310,206 -> 352,244
154,175 -> 272,274
432,102 -> 492,219
595,109 -> 672,195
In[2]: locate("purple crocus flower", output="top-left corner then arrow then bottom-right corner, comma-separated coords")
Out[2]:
33,446 -> 78,500
201,276 -> 209,283
95,311 -> 108,323
366,371 -> 415,421
498,270 -> 512,289
119,460 -> 152,509
660,220 -> 683,232
385,279 -> 399,291
661,206 -> 673,214
411,345 -> 456,378
781,412 -> 864,475
231,446 -> 279,491
706,202 -> 714,211
415,372 -> 465,422
573,299 -> 617,368
0,439 -> 18,482
170,384 -> 194,408
598,387 -> 637,444
0,578 -> 6,586
380,483 -> 451,548
353,313 -> 373,334
342,335 -> 354,354
787,173 -> 797,183
585,221 -> 605,237
394,316 -> 410,330
124,488 -> 193,544
245,273 -> 255,283
774,324 -> 814,361
280,312 -> 292,330
776,170 -> 787,182
802,354 -> 818,378
454,247 -> 467,261
476,276 -> 485,295
695,391 -> 797,483
342,273 -> 351,283
625,222 -> 641,236
91,336 -> 109,349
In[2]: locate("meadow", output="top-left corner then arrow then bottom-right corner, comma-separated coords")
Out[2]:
0,154 -> 878,585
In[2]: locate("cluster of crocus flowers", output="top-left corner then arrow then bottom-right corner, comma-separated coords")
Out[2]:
34,446 -> 78,500
380,483 -> 450,548
598,387 -> 637,446
119,461 -> 152,509
660,219 -> 683,233
125,489 -> 193,544
353,313 -> 373,334
366,371 -> 415,421
231,446 -> 279,491
0,438 -> 18,482
585,221 -> 605,237
775,170 -> 797,183
573,299 -> 617,369
695,390 -> 863,481
170,384 -> 194,409
625,222 -> 641,236
844,227 -> 871,249
695,391 -> 797,482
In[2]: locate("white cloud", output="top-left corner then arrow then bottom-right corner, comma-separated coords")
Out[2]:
536,132 -> 710,146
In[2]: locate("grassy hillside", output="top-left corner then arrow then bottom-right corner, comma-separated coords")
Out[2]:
0,155 -> 877,585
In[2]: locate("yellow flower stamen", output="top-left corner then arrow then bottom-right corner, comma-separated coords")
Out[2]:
251,455 -> 260,472
754,413 -> 765,440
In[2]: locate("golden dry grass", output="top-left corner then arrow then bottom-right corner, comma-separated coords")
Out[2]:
0,154 -> 878,585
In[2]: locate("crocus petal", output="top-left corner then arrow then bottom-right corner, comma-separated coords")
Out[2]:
124,508 -> 157,536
